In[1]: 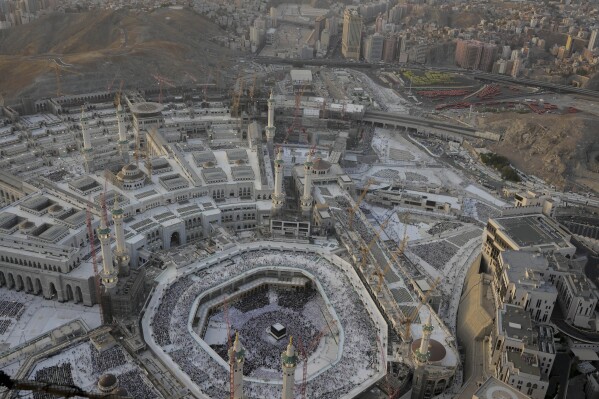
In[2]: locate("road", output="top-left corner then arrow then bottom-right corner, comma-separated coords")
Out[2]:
253,57 -> 599,98
362,110 -> 485,140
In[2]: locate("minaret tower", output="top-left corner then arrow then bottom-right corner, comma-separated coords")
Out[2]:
116,101 -> 129,163
97,214 -> 118,290
266,91 -> 276,154
228,333 -> 245,399
272,146 -> 285,213
111,198 -> 130,276
414,313 -> 434,365
300,149 -> 314,216
281,336 -> 297,399
81,107 -> 93,172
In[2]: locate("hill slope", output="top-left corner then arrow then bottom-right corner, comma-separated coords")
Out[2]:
0,8 -> 235,100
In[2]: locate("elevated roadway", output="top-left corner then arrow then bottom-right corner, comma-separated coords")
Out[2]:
362,110 -> 501,141
253,57 -> 599,98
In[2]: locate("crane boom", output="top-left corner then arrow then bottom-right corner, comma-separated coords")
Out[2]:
348,179 -> 374,229
86,208 -> 104,325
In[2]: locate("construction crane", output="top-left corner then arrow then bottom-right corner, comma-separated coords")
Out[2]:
185,71 -> 197,84
370,212 -> 411,290
348,179 -> 375,229
85,208 -> 105,325
101,179 -> 109,225
151,73 -> 175,103
48,59 -> 81,97
222,296 -> 235,399
296,321 -> 335,399
248,73 -> 257,103
230,74 -> 244,118
376,335 -> 401,399
284,84 -> 306,144
402,277 -> 441,342
114,80 -> 124,107
359,215 -> 392,270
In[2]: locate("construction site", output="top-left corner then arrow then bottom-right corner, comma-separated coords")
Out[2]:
1,36 -> 598,398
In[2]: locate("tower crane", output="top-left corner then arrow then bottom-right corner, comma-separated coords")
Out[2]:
348,179 -> 375,229
48,59 -> 82,97
359,215 -> 392,270
371,213 -> 411,293
222,296 -> 235,399
85,208 -> 105,325
249,73 -> 257,103
231,74 -> 244,118
151,74 -> 175,103
296,321 -> 335,399
402,277 -> 441,342
376,335 -> 402,399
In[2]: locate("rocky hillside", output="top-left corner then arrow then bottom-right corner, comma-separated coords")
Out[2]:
0,7 -> 235,101
480,113 -> 598,190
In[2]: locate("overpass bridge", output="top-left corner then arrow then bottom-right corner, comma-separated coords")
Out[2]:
362,111 -> 501,142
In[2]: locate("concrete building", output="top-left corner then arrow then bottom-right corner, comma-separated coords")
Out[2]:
455,40 -> 497,72
589,29 -> 598,51
314,15 -> 326,42
489,304 -> 553,398
381,34 -> 398,63
496,251 -> 557,323
473,376 -> 531,399
363,33 -> 384,63
482,213 -> 575,274
586,372 -> 599,399
342,7 -> 362,60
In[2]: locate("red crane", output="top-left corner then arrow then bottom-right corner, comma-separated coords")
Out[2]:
376,335 -> 401,399
222,296 -> 235,399
151,74 -> 175,103
284,84 -> 306,144
85,208 -> 104,325
296,321 -> 335,399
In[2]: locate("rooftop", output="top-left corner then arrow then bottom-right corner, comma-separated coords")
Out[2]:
473,376 -> 530,399
492,214 -> 572,250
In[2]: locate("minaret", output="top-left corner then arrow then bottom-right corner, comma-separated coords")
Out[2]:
281,336 -> 297,399
266,91 -> 276,154
111,197 -> 130,276
116,102 -> 129,163
300,150 -> 313,216
228,333 -> 245,399
272,146 -> 285,213
97,214 -> 118,290
414,313 -> 434,364
81,108 -> 93,172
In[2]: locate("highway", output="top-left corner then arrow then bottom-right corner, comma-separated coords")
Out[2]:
362,110 -> 501,141
253,57 -> 599,98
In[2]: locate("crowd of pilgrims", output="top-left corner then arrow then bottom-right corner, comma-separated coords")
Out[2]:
27,342 -> 158,398
149,249 -> 382,398
33,363 -> 74,399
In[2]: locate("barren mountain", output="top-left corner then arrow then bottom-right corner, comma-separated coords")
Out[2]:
479,113 -> 599,192
0,8 -> 235,101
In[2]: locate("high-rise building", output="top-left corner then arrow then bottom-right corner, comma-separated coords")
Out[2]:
566,34 -> 573,52
480,43 -> 498,72
364,33 -> 384,63
325,16 -> 338,36
455,39 -> 483,69
455,40 -> 496,71
589,29 -> 598,51
342,7 -> 362,60
382,34 -> 398,62
320,29 -> 330,51
314,15 -> 326,42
